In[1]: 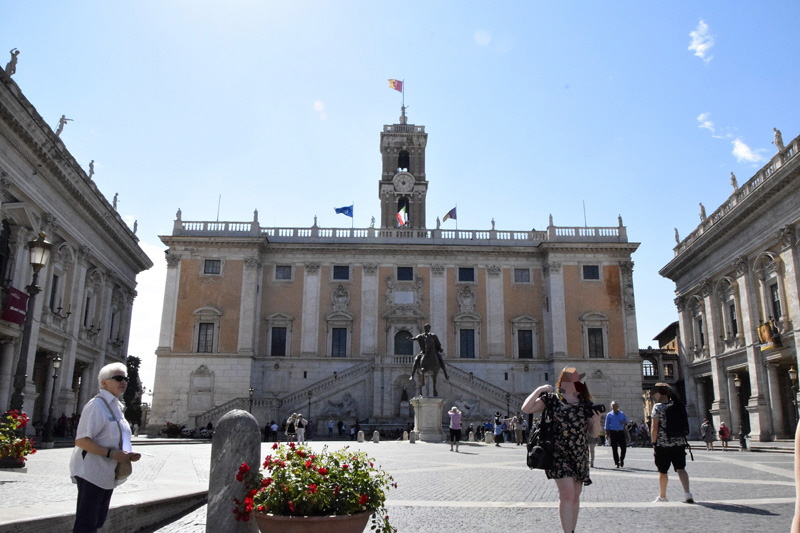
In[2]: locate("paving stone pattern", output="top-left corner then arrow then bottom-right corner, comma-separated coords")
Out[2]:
150,441 -> 794,533
1,439 -> 794,533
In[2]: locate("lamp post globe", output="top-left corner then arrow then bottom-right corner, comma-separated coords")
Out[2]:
8,233 -> 52,414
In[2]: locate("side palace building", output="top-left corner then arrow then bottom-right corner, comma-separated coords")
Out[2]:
661,130 -> 800,441
150,109 -> 642,433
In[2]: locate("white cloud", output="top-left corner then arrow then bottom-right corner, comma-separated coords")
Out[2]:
731,138 -> 764,164
313,100 -> 327,120
688,20 -> 714,63
697,112 -> 715,133
474,29 -> 491,47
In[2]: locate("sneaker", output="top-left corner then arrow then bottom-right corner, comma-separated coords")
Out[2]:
653,496 -> 668,503
684,493 -> 694,503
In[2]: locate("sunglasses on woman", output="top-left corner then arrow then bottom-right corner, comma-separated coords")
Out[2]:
109,375 -> 129,382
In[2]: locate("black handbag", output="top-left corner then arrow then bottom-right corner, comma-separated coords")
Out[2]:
527,400 -> 555,470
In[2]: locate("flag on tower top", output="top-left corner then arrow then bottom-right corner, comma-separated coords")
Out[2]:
388,79 -> 403,92
443,207 -> 457,222
396,205 -> 407,226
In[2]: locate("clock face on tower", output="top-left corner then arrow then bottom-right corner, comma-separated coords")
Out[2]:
393,172 -> 415,192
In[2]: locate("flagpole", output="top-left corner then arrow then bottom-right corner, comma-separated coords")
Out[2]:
402,79 -> 405,110
352,201 -> 354,230
455,203 -> 458,231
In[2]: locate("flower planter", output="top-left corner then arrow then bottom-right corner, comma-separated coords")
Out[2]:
253,511 -> 371,533
0,456 -> 26,469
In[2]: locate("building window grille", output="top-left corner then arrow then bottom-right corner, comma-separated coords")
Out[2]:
729,303 -> 738,336
197,322 -> 215,353
394,330 -> 414,355
204,259 -> 221,275
582,265 -> 600,280
271,327 -> 287,356
643,359 -> 657,378
331,327 -> 347,357
333,265 -> 350,281
514,268 -> 531,283
275,265 -> 292,280
770,283 -> 782,319
588,327 -> 604,358
460,329 -> 476,358
518,329 -> 533,359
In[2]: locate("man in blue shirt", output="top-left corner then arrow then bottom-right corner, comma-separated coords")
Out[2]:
604,401 -> 628,468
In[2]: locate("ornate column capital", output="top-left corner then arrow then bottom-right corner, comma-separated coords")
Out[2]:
305,262 -> 320,274
165,254 -> 181,268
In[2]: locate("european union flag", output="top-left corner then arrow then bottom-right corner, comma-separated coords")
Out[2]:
334,205 -> 353,218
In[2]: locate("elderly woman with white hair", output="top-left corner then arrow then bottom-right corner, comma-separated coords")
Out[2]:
70,362 -> 140,533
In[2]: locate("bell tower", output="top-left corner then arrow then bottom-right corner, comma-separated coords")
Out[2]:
379,107 -> 429,229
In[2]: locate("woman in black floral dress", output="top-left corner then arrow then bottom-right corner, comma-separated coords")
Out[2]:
522,367 -> 601,533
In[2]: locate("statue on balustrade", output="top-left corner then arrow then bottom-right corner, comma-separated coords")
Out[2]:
772,127 -> 784,152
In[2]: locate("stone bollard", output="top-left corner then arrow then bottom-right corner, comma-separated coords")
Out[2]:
469,431 -> 475,442
357,430 -> 365,442
207,409 -> 261,533
409,431 -> 416,443
372,430 -> 380,443
484,431 -> 494,444
402,430 -> 408,441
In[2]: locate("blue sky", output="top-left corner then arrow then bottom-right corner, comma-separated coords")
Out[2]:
4,2 -> 799,391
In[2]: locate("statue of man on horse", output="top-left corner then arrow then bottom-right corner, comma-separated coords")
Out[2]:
410,324 -> 449,396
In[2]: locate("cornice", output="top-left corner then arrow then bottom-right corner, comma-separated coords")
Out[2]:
0,80 -> 152,272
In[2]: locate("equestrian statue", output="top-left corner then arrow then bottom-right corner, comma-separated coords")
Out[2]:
409,323 -> 449,396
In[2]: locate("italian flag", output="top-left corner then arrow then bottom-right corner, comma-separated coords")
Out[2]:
396,205 -> 407,226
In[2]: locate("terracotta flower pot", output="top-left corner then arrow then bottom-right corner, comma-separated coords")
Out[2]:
252,511 -> 371,533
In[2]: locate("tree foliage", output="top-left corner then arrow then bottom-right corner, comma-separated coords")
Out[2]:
124,355 -> 143,425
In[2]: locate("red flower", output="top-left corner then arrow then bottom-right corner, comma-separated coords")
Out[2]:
318,467 -> 328,476
288,501 -> 296,513
359,494 -> 369,505
308,484 -> 317,493
342,464 -> 349,470
271,442 -> 279,450
305,460 -> 313,468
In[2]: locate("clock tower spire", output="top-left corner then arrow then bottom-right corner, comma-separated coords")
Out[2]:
379,107 -> 428,229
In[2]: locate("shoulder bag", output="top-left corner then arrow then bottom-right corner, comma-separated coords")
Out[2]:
96,395 -> 133,480
526,395 -> 555,470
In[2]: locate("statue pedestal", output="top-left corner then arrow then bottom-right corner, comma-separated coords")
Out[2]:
410,396 -> 445,442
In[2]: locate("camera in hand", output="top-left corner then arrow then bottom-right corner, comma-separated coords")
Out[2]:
591,404 -> 605,413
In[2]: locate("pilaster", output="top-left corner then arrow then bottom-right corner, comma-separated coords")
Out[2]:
158,254 -> 181,351
544,261 -> 566,358
360,263 -> 379,355
236,256 -> 261,355
300,263 -> 321,355
485,265 -> 504,357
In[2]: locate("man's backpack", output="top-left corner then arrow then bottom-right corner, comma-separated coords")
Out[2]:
664,398 -> 689,439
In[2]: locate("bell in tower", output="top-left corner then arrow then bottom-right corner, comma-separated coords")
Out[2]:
378,107 -> 429,229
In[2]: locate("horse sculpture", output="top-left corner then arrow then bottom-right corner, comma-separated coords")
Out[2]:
410,324 -> 449,396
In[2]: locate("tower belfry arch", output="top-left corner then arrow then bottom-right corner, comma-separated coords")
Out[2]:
379,107 -> 429,229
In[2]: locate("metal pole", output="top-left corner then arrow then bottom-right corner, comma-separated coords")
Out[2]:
8,271 -> 41,413
42,359 -> 60,442
736,384 -> 747,451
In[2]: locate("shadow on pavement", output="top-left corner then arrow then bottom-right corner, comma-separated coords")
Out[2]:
696,502 -> 779,516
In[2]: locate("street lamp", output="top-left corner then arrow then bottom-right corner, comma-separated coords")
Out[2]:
9,233 -> 52,413
505,392 -> 511,417
41,355 -> 62,443
733,374 -> 748,451
248,388 -> 254,413
788,367 -> 799,426
307,390 -> 313,419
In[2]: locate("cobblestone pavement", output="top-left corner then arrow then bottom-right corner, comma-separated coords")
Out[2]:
139,440 -> 794,533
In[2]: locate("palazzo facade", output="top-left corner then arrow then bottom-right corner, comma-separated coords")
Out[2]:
660,130 -> 800,441
150,110 -> 642,432
0,69 -> 153,424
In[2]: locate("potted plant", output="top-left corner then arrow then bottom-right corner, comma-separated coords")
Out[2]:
0,410 -> 37,468
233,442 -> 396,533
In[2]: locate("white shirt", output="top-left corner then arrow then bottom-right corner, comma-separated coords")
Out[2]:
69,389 -> 132,489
